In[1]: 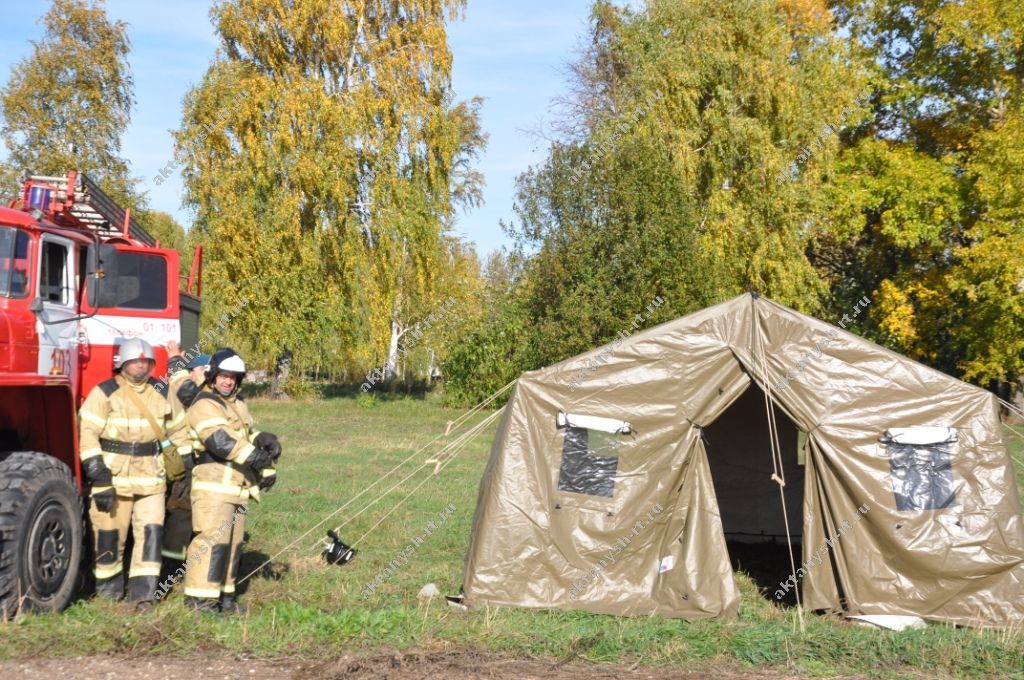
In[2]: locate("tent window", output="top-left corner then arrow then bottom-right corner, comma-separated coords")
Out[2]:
885,437 -> 956,511
558,426 -> 619,497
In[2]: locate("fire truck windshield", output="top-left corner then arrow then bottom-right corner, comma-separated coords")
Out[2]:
0,227 -> 31,298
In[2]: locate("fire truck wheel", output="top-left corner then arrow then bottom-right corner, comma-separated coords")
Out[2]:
0,451 -> 83,617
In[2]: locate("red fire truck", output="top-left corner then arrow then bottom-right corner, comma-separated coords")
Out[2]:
0,171 -> 201,615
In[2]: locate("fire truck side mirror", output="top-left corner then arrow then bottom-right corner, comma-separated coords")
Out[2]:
86,243 -> 119,308
28,297 -> 43,313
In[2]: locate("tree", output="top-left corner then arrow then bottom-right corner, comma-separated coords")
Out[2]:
177,0 -> 484,396
140,210 -> 191,277
816,0 -> 1024,389
443,249 -> 534,406
0,161 -> 21,204
0,0 -> 141,209
376,234 -> 481,389
503,0 -> 864,369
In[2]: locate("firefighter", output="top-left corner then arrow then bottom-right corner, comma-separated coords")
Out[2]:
78,337 -> 172,609
184,348 -> 281,614
160,349 -> 211,582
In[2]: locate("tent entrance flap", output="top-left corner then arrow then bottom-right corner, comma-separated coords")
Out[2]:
703,384 -> 806,599
703,384 -> 805,542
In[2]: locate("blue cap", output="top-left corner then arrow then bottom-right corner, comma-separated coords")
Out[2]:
186,353 -> 212,369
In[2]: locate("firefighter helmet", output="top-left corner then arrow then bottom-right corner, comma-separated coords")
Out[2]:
113,337 -> 156,370
206,348 -> 246,392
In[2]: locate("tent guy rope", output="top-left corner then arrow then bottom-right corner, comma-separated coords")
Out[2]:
751,296 -> 806,630
353,409 -> 504,545
235,379 -> 515,586
994,398 -> 1024,473
314,377 -> 514,550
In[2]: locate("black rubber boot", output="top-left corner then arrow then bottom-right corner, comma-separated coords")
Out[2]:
94,574 -> 125,601
219,596 -> 248,615
183,596 -> 220,614
160,558 -> 185,584
127,574 -> 159,603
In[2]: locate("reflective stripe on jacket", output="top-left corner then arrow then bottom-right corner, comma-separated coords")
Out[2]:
188,387 -> 271,502
78,374 -> 171,495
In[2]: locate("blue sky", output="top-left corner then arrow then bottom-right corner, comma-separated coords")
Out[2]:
0,1 -> 601,257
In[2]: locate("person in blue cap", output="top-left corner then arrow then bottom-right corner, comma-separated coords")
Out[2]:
159,345 -> 212,586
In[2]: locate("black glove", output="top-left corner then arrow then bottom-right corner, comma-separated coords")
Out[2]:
82,456 -> 113,487
176,379 -> 200,407
258,470 -> 277,491
246,446 -> 273,475
82,457 -> 115,512
253,432 -> 282,460
92,487 -> 115,513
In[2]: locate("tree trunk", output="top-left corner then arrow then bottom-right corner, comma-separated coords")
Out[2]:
385,319 -> 402,384
384,236 -> 409,387
270,347 -> 293,401
428,349 -> 439,382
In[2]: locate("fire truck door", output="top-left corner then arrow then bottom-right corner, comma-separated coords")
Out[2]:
35,234 -> 79,395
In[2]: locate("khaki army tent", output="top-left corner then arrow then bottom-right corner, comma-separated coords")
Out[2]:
461,293 -> 1024,627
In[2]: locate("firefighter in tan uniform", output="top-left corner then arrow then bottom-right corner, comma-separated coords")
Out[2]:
160,351 -> 210,580
78,338 -> 172,608
184,348 -> 280,613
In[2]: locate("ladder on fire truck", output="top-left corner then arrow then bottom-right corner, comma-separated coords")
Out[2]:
18,171 -> 156,246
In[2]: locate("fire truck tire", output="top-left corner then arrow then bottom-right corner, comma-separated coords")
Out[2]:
0,451 -> 83,617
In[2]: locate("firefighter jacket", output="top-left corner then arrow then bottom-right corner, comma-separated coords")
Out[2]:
79,374 -> 172,496
187,386 -> 275,503
164,359 -> 201,480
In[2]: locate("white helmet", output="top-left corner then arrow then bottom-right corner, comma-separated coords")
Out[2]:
114,337 -> 156,370
218,354 -> 246,373
205,348 -> 247,395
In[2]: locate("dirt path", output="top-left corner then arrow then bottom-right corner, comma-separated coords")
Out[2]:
0,649 -> 865,680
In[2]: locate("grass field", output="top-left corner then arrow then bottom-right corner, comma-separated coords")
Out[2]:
1,390 -> 1023,679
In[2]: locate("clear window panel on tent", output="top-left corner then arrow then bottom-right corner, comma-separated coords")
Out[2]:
886,439 -> 956,511
557,427 -> 620,497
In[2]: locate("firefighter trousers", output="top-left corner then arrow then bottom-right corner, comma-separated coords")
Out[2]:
89,492 -> 165,601
183,494 -> 247,602
162,479 -> 193,562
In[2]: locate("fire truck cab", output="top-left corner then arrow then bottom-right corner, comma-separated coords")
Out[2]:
0,171 -> 200,615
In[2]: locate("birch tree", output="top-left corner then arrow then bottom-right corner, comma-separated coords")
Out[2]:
177,0 -> 483,394
0,0 -> 140,208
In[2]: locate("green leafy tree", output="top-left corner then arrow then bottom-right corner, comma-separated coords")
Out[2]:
0,0 -> 141,209
0,161 -> 21,204
817,0 -> 1024,389
503,0 -> 864,369
443,249 -> 534,406
139,210 -> 190,277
